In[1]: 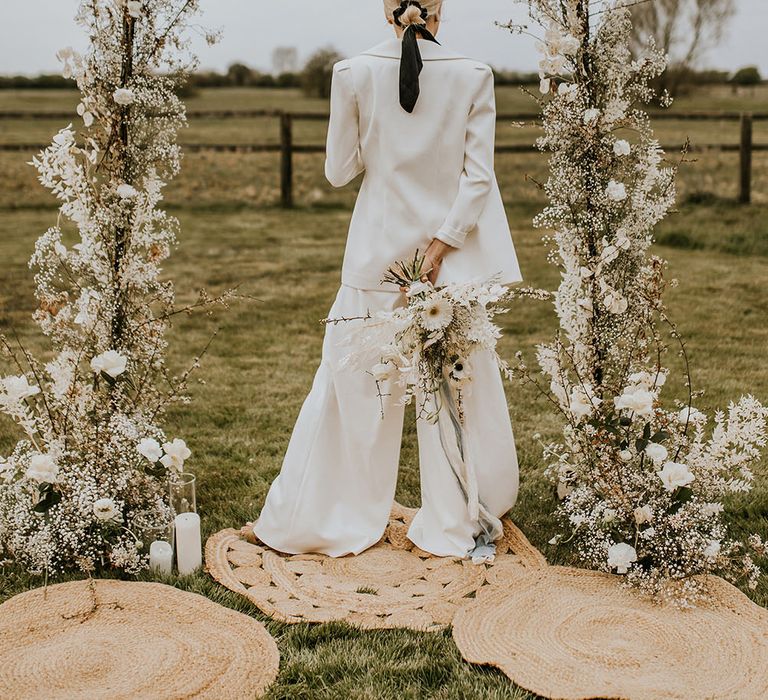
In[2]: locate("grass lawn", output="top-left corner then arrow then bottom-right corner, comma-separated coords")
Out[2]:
0,85 -> 767,698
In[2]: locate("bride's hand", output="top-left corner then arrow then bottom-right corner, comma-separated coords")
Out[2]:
421,238 -> 454,286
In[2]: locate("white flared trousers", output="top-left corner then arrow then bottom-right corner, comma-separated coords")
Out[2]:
254,285 -> 519,558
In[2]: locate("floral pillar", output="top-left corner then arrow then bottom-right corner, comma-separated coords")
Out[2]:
504,0 -> 767,603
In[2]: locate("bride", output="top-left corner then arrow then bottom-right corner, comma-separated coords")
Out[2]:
254,0 -> 523,560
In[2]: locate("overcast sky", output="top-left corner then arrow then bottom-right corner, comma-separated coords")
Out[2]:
1,1 -> 766,76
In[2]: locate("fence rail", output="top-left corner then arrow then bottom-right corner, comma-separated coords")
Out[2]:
1,109 -> 763,206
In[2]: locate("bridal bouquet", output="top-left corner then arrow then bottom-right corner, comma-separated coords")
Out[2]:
328,252 -> 546,422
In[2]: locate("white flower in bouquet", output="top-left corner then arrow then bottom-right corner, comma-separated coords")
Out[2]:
116,183 -> 139,199
640,527 -> 656,540
657,461 -> 695,492
161,438 -> 191,472
700,502 -> 724,517
419,296 -> 453,332
703,540 -> 721,560
614,386 -> 655,416
605,180 -> 627,202
613,139 -> 631,156
449,358 -> 472,384
607,542 -> 637,574
558,82 -> 578,101
1,375 -> 41,404
91,350 -> 128,378
93,498 -> 121,522
634,505 -> 654,524
619,449 -> 633,462
539,77 -> 551,94
603,508 -> 617,523
582,108 -> 600,124
406,280 -> 432,298
371,363 -> 393,382
113,87 -> 135,105
644,442 -> 668,464
25,453 -> 59,484
137,437 -> 163,463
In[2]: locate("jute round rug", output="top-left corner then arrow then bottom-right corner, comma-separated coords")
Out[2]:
452,564 -> 768,700
0,579 -> 279,700
205,502 -> 546,631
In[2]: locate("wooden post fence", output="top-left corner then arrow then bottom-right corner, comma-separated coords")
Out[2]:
740,112 -> 753,204
280,112 -> 293,208
0,108 -> 764,207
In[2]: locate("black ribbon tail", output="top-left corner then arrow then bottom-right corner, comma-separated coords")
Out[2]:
399,26 -> 439,114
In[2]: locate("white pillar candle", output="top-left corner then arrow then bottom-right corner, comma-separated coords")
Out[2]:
149,540 -> 173,575
174,512 -> 202,575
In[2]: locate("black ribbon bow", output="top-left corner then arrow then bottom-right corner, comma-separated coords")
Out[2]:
393,1 -> 440,113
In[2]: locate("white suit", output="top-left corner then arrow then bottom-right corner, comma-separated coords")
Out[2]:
255,37 -> 521,559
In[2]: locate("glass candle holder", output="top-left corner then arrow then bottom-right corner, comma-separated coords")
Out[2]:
169,472 -> 197,515
132,509 -> 174,564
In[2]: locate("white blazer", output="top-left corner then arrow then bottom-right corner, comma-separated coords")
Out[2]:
325,37 -> 523,291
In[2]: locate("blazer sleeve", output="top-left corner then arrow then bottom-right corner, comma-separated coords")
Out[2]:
435,66 -> 496,249
324,60 -> 364,188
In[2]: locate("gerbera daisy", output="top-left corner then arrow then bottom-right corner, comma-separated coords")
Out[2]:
420,296 -> 454,331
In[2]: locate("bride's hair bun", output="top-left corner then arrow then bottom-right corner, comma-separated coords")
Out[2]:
400,5 -> 426,26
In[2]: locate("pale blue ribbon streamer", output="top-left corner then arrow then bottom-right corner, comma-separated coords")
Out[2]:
436,379 -> 503,564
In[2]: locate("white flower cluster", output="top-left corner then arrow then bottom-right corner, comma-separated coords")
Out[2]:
514,0 -> 768,604
0,0 -> 208,576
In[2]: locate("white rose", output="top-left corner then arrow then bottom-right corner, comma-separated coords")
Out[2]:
137,437 -> 162,463
371,363 -> 393,382
113,87 -> 135,105
25,453 -> 59,484
607,542 -> 637,574
614,386 -> 655,416
583,108 -> 600,124
91,350 -> 128,378
160,438 -> 191,472
613,139 -> 631,156
560,35 -> 581,55
93,498 -> 120,522
126,1 -> 142,18
1,375 -> 41,404
657,461 -> 695,492
703,540 -> 721,560
116,183 -> 139,199
644,442 -> 668,464
634,505 -> 654,524
603,508 -> 617,523
569,385 -> 601,419
604,293 -> 628,315
605,180 -> 627,202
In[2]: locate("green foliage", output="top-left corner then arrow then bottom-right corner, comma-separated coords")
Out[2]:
300,47 -> 344,100
731,66 -> 762,86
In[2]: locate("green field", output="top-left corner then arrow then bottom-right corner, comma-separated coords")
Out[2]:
1,87 -> 767,699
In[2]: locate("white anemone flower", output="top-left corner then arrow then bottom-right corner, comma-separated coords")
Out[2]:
449,357 -> 472,383
420,296 -> 453,331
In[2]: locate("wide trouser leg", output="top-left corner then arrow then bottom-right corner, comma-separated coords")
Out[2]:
407,349 -> 519,557
254,286 -> 405,557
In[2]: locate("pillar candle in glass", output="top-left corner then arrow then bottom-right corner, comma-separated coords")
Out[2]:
175,512 -> 202,575
133,509 -> 174,575
169,472 -> 197,515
